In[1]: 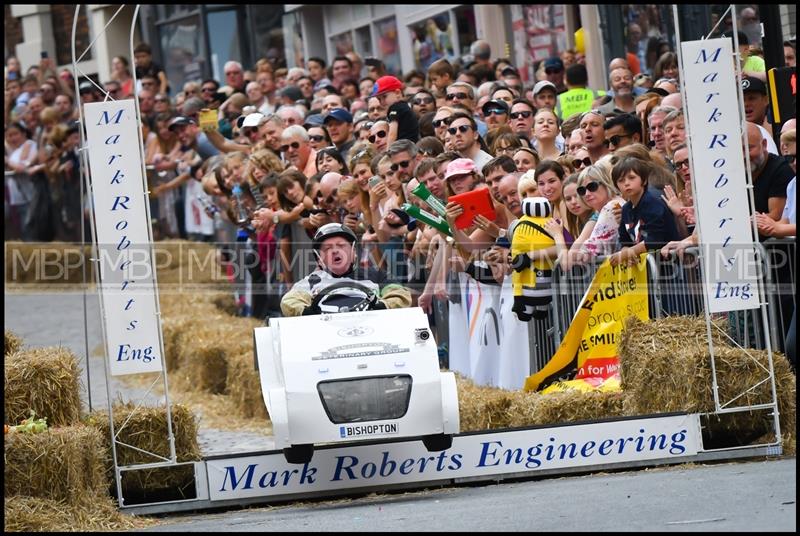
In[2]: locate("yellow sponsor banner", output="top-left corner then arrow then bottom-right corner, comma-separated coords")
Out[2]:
524,255 -> 649,392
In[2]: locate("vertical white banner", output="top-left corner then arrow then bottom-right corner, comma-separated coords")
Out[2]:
84,100 -> 163,375
448,274 -> 532,390
681,38 -> 761,313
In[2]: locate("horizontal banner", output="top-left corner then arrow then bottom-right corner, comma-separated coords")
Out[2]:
206,414 -> 701,501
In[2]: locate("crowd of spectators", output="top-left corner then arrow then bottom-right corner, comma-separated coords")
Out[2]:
4,25 -> 796,365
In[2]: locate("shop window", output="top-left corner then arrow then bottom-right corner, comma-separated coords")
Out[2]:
515,4 -> 567,81
453,6 -> 477,57
621,5 -> 676,76
250,5 -> 286,69
206,10 -> 242,81
409,14 -> 456,71
331,32 -> 354,57
355,26 -> 372,58
158,15 -> 205,93
375,17 -> 401,75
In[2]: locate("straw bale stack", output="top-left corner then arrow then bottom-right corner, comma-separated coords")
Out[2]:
4,426 -> 108,503
4,241 -> 92,286
4,494 -> 155,532
153,240 -> 223,287
4,330 -> 23,356
508,390 -> 625,428
456,375 -> 520,431
226,348 -> 269,420
86,403 -> 201,498
620,316 -> 796,454
5,346 -> 83,427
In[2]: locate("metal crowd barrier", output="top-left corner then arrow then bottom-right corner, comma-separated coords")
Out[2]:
534,238 -> 796,373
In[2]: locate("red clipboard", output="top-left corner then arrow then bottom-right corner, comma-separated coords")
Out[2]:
448,188 -> 497,230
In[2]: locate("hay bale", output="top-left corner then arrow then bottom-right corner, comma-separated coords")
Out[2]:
620,316 -> 796,454
508,390 -> 625,428
4,494 -> 156,532
226,349 -> 269,420
172,315 -> 261,395
5,346 -> 83,427
4,426 -> 108,503
86,403 -> 200,497
4,330 -> 23,356
4,241 -> 93,287
456,375 -> 520,431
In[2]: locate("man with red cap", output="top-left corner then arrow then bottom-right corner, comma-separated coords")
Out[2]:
371,75 -> 419,144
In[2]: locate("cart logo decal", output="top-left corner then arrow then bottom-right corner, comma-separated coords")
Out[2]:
337,326 -> 375,338
339,422 -> 399,438
313,343 -> 411,360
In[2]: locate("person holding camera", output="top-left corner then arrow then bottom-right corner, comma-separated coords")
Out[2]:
280,222 -> 411,316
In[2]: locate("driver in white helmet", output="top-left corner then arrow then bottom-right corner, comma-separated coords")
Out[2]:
280,222 -> 412,316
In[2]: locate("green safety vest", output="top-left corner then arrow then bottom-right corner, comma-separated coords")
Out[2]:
556,87 -> 606,121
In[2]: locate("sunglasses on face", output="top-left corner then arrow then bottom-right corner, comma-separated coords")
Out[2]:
201,87 -> 216,93
577,181 -> 601,197
315,189 -> 337,205
368,130 -> 388,143
390,160 -> 410,172
674,159 -> 690,169
308,134 -> 325,142
433,118 -> 451,128
545,67 -> 562,75
510,110 -> 533,120
484,108 -> 507,116
413,96 -> 434,105
446,92 -> 468,101
368,106 -> 382,113
572,157 -> 592,168
243,128 -> 258,137
607,134 -> 630,146
448,124 -> 472,135
280,141 -> 301,152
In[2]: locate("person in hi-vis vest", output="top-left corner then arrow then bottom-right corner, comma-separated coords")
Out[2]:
556,64 -> 605,121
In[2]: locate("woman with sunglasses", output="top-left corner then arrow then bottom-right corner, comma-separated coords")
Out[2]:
368,120 -> 391,152
431,106 -> 455,144
315,146 -> 349,175
532,108 -> 562,161
306,125 -> 332,152
549,164 -> 625,270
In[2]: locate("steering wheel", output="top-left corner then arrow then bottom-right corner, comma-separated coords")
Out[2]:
310,280 -> 379,313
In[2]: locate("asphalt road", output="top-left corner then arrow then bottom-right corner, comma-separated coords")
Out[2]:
142,458 -> 796,532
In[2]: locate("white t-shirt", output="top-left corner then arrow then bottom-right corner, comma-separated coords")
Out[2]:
470,149 -> 494,170
758,124 -> 779,156
184,178 -> 215,236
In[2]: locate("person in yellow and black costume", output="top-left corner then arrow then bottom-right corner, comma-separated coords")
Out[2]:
509,197 -> 556,321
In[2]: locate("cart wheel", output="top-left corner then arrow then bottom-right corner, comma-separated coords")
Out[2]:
283,444 -> 314,464
422,433 -> 453,452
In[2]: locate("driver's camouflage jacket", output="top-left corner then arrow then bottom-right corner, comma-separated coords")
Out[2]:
280,266 -> 412,317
